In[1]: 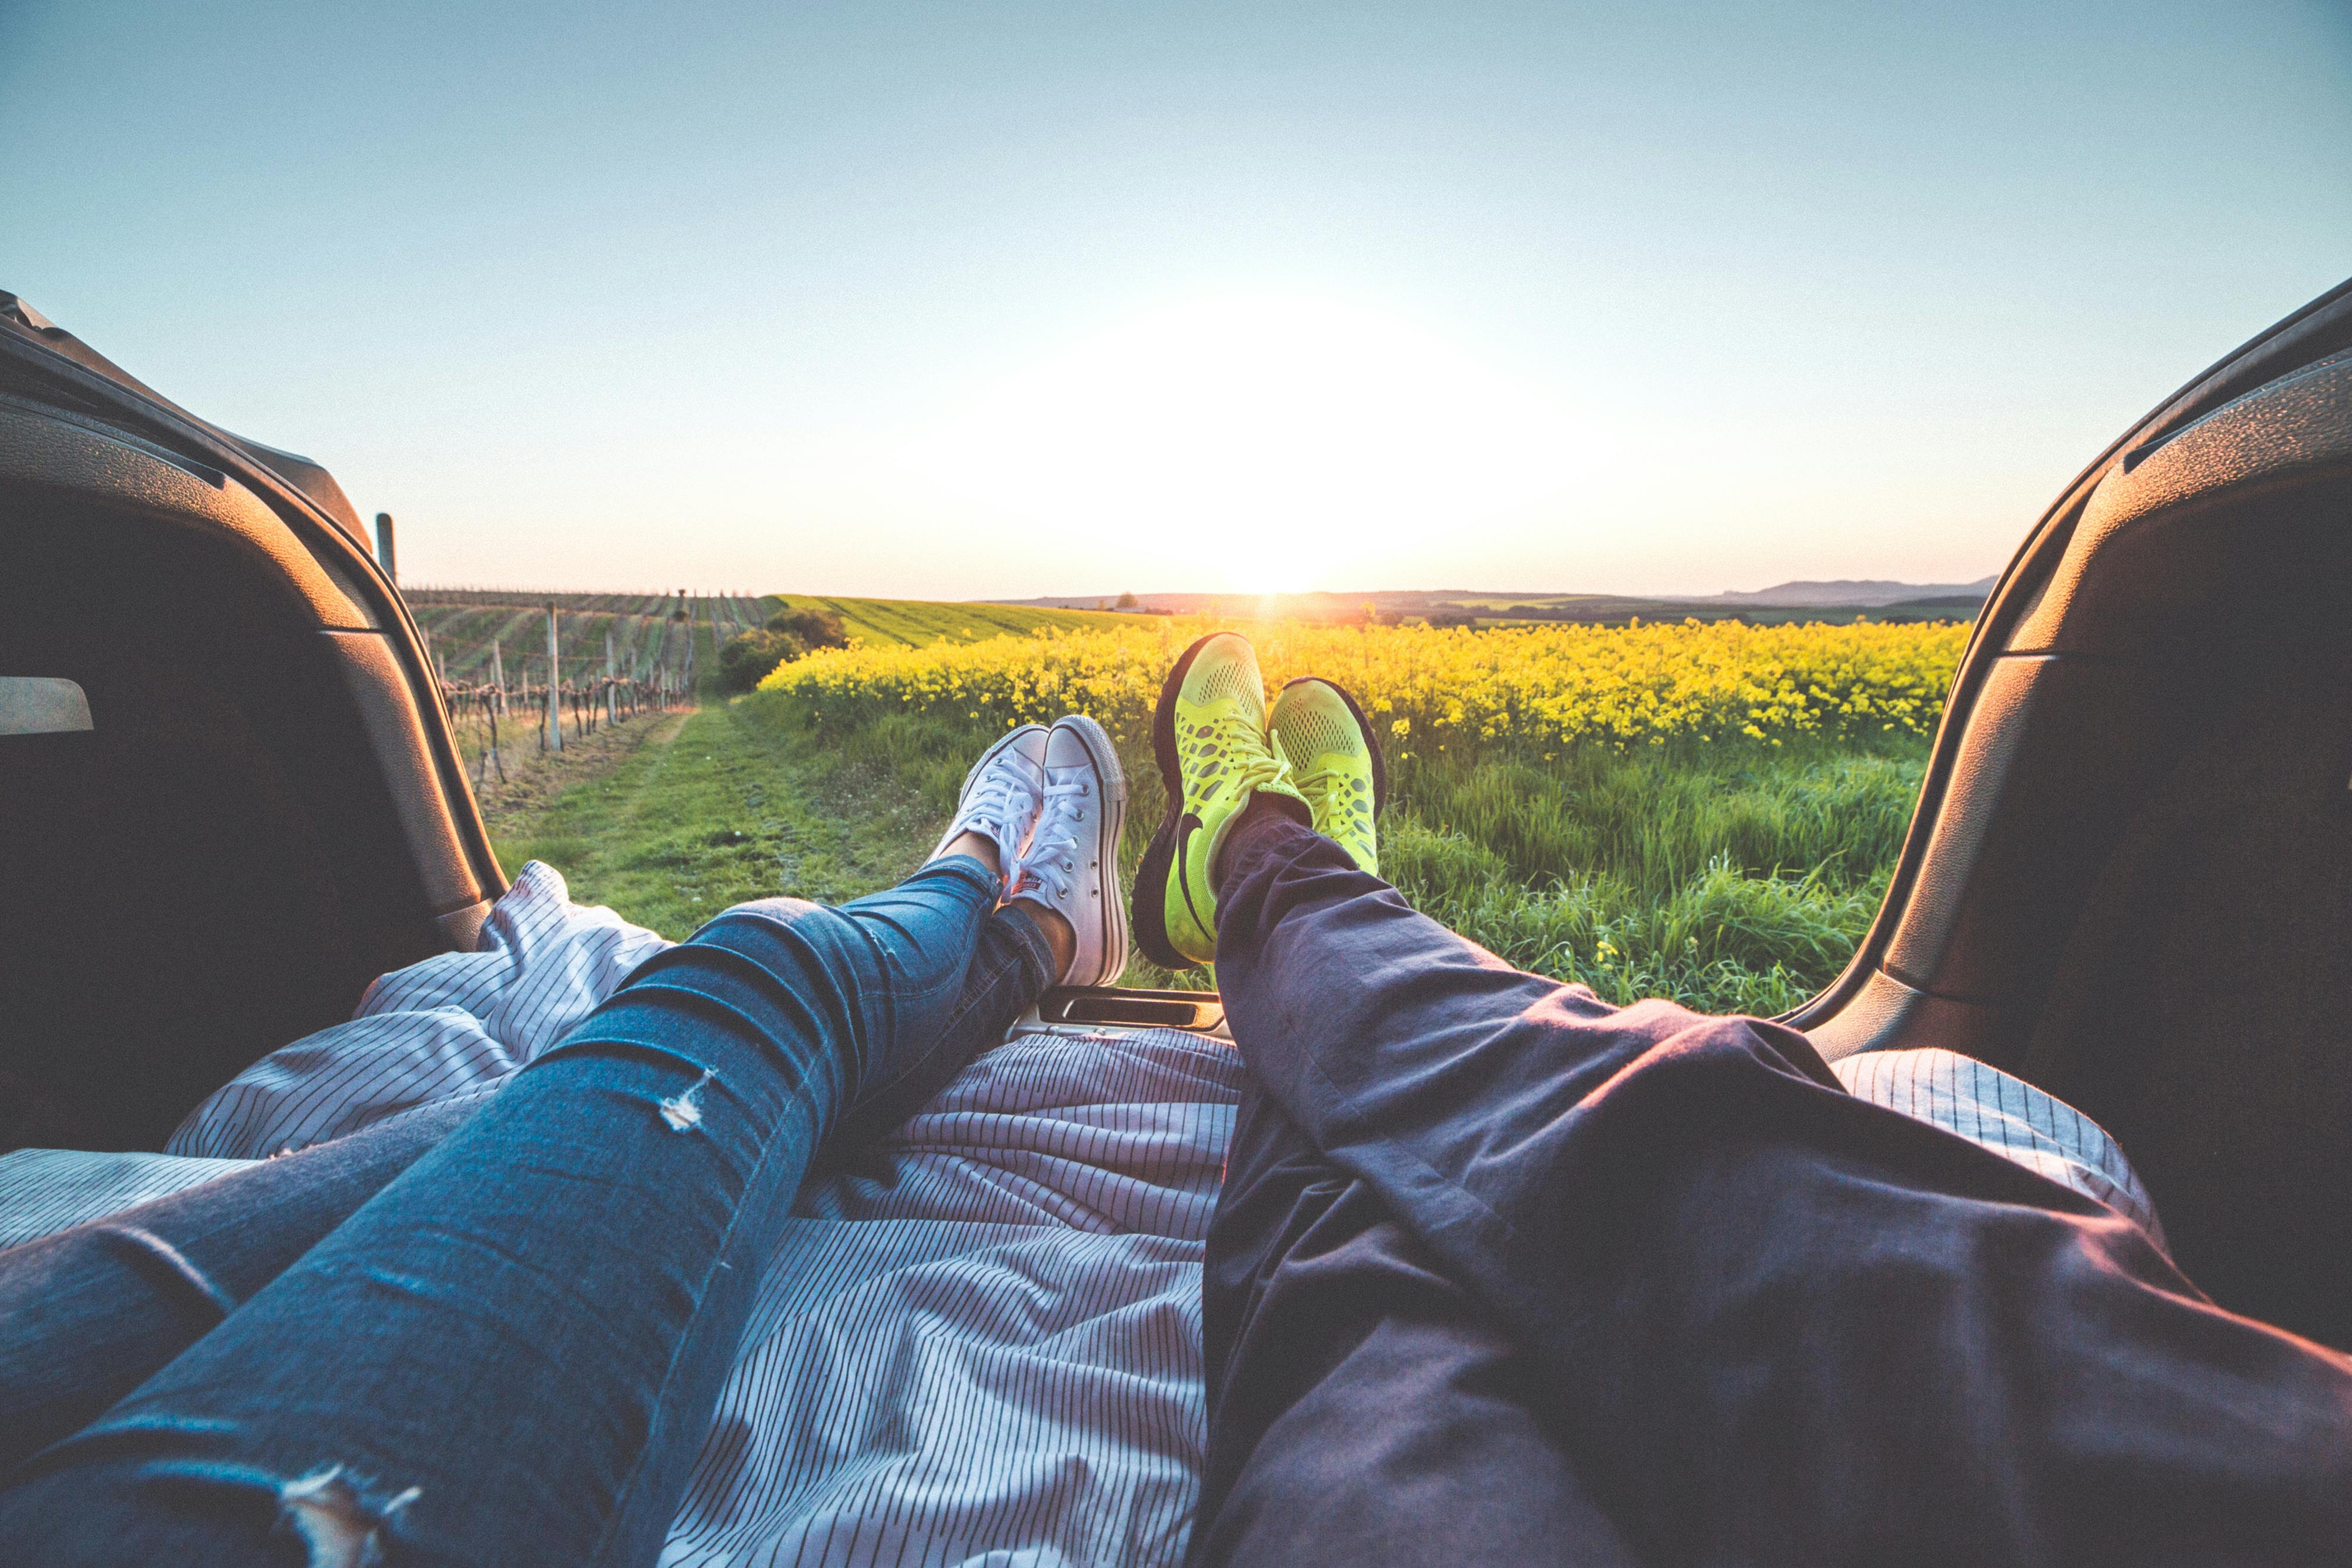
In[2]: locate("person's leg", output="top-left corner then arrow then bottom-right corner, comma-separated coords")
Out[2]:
815,896 -> 1058,1161
0,1099 -> 474,1474
1141,648 -> 1626,1560
0,817 -> 1033,1567
826,710 -> 1117,1161
1137,638 -> 2352,1563
1191,1081 -> 1635,1567
1208,802 -> 2352,1564
0,885 -> 1061,1475
827,714 -> 1098,1154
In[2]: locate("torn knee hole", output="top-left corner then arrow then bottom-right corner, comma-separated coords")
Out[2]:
280,1466 -> 419,1568
658,1067 -> 717,1132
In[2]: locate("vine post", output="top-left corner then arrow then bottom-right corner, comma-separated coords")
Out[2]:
544,603 -> 563,753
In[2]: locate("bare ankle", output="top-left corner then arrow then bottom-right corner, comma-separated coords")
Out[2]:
942,830 -> 1002,878
1025,902 -> 1077,983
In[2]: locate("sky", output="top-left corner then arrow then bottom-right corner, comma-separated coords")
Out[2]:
4,1 -> 2348,600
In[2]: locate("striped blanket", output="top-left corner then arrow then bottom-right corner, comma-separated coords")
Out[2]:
0,864 -> 2161,1565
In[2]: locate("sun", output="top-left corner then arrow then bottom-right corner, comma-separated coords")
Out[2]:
904,295 -> 1586,594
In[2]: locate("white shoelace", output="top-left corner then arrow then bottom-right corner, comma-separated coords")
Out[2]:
956,764 -> 1041,869
1011,775 -> 1091,902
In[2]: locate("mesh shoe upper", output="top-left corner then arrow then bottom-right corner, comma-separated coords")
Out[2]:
1145,634 -> 1306,967
1267,678 -> 1381,875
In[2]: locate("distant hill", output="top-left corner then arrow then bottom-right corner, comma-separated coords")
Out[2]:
1695,577 -> 1998,608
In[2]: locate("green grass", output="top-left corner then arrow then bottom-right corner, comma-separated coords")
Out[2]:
1380,748 -> 1915,1014
1396,745 -> 1918,898
739,687 -> 1923,1014
489,694 -> 942,938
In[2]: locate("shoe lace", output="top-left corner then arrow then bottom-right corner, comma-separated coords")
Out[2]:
1011,775 -> 1089,899
963,765 -> 1040,867
1204,709 -> 1296,801
1291,761 -> 1350,804
1271,727 -> 1369,846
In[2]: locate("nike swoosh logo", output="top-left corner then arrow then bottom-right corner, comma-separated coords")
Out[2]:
1174,813 -> 1210,938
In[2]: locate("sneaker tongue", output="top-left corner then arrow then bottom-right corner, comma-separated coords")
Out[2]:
1030,776 -> 1086,855
1013,785 -> 1085,903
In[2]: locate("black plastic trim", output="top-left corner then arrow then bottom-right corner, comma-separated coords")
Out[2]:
0,321 -> 506,907
1786,276 -> 2352,1034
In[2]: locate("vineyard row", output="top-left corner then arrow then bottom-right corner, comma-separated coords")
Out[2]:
400,591 -> 776,783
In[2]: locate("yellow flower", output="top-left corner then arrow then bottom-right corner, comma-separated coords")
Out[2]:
756,615 -> 1965,756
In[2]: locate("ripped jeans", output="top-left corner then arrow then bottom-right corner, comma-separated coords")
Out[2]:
0,855 -> 1055,1566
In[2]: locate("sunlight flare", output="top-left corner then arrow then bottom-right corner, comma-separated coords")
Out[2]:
904,296 -> 1595,594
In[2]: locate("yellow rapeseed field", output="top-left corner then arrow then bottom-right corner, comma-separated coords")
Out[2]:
757,617 -> 1969,753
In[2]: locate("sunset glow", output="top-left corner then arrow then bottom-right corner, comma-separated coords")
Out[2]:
906,296 -> 1592,594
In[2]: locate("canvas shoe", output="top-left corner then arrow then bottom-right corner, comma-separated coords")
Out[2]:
1266,677 -> 1387,875
928,723 -> 1049,870
1008,714 -> 1129,987
1131,633 -> 1308,969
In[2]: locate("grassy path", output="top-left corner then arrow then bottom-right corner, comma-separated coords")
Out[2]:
489,697 -> 941,940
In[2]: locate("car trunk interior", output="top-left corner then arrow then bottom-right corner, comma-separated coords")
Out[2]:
2019,479 -> 2352,1351
2025,646 -> 2352,1350
0,499 -> 451,1152
1805,345 -> 2352,1349
0,380 -> 497,1152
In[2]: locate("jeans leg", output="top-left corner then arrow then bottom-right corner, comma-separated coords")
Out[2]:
1190,1081 -> 1632,1567
0,1098 -> 475,1474
0,854 -> 1001,1567
1208,812 -> 2352,1565
818,901 -> 1057,1161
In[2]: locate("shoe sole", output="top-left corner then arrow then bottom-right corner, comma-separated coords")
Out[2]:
1132,632 -> 1225,970
927,723 -> 1046,864
1050,713 -> 1130,987
1277,676 -> 1390,817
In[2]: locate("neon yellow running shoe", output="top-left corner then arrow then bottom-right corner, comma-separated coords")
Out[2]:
1266,677 -> 1386,875
1132,633 -> 1307,968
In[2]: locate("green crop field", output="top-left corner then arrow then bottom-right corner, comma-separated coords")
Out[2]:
767,595 -> 1125,647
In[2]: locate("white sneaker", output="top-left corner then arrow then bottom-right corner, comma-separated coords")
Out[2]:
1010,715 -> 1128,987
928,724 -> 1049,869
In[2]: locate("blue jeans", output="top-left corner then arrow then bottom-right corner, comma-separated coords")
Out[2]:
0,856 -> 1054,1566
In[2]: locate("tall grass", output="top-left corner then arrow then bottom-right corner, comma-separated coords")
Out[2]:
1398,744 -> 1917,897
1385,746 -> 1916,1013
742,687 -> 1923,1015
